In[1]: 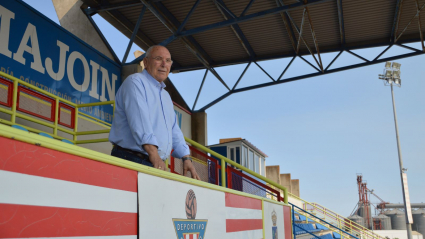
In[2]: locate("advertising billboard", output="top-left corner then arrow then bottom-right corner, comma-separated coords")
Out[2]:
0,0 -> 121,124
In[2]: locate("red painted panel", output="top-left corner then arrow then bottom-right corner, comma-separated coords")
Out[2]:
284,206 -> 293,239
226,219 -> 263,232
225,192 -> 262,210
0,136 -> 137,192
0,203 -> 137,238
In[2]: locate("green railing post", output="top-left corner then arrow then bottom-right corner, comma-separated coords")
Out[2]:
11,80 -> 18,124
221,158 -> 226,187
54,98 -> 59,136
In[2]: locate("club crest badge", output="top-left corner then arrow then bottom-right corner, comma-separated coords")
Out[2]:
173,189 -> 208,239
272,209 -> 278,239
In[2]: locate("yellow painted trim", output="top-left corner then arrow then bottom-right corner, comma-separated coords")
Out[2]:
262,200 -> 266,239
60,107 -> 71,114
185,137 -> 289,204
78,101 -> 114,107
191,156 -> 208,166
15,112 -> 55,129
0,123 -> 286,206
54,98 -> 59,135
0,83 -> 8,90
73,108 -> 78,141
11,80 -> 18,123
20,92 -> 52,106
75,138 -> 109,144
0,107 -> 13,115
76,129 -> 110,135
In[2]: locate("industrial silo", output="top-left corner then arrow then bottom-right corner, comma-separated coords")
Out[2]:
388,209 -> 407,230
412,209 -> 425,237
373,214 -> 392,230
348,215 -> 365,228
357,204 -> 373,229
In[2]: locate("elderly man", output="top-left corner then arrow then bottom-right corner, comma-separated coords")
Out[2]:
109,45 -> 200,180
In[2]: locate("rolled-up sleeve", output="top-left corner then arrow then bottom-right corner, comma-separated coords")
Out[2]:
171,112 -> 190,158
121,77 -> 158,149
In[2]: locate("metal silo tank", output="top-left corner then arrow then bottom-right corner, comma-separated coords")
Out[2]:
412,209 -> 425,237
389,209 -> 407,230
373,214 -> 392,230
348,214 -> 365,228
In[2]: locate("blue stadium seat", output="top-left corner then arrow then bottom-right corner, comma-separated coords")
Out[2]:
61,139 -> 74,145
316,223 -> 328,230
12,125 -> 28,132
333,232 -> 342,239
39,132 -> 53,138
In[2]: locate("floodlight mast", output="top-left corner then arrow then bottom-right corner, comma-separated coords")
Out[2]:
378,62 -> 413,239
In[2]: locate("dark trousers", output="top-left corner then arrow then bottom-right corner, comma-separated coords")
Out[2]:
111,146 -> 154,167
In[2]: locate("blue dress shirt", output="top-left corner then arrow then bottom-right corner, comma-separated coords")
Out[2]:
109,70 -> 190,160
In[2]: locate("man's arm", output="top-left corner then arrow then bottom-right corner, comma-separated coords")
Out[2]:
170,113 -> 200,180
143,144 -> 166,170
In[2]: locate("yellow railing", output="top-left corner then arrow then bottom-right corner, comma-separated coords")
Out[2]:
0,71 -> 113,144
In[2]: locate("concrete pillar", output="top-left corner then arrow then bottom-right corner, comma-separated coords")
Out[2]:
52,0 -> 115,60
121,64 -> 143,81
265,165 -> 281,185
191,111 -> 207,146
280,173 -> 292,193
291,179 -> 300,197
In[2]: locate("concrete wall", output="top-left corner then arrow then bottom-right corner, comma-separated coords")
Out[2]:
266,165 -> 281,185
291,179 -> 300,197
52,0 -> 115,60
191,111 -> 207,146
280,173 -> 292,193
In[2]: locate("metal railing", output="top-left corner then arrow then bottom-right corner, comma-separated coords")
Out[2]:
286,192 -> 383,239
0,71 -> 114,144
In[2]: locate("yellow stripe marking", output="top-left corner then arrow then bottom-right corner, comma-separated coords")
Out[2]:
20,92 -> 52,107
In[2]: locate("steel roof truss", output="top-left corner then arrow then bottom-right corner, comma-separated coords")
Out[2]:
346,50 -> 369,62
373,45 -> 392,61
415,0 -> 425,51
305,6 -> 323,71
140,0 -> 230,90
192,69 -> 208,111
254,61 -> 275,82
277,56 -> 296,81
395,1 -> 425,43
213,0 -> 256,59
232,62 -> 252,90
324,50 -> 343,71
336,0 -> 345,46
177,0 -> 202,33
276,0 -> 297,52
240,0 -> 256,17
299,55 -> 320,72
392,0 -> 404,43
122,5 -> 146,63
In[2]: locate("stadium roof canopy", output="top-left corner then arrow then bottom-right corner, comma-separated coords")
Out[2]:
81,0 -> 425,111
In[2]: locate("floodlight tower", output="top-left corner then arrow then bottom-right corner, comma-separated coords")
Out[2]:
378,62 -> 413,239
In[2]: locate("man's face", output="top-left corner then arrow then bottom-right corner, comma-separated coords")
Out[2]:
143,46 -> 172,83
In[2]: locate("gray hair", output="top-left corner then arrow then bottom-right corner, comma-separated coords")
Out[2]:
145,45 -> 169,58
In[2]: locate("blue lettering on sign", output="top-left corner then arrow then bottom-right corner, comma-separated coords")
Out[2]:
172,219 -> 207,239
0,0 -> 121,124
174,109 -> 182,128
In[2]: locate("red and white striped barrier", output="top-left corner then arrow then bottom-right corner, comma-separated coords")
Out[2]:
0,136 -> 138,239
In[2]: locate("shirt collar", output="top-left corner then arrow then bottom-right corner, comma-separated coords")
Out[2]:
143,70 -> 166,89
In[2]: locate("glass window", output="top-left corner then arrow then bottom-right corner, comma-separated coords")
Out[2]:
254,154 -> 260,173
249,150 -> 254,170
230,148 -> 235,162
235,147 -> 240,165
242,145 -> 248,168
262,158 -> 266,176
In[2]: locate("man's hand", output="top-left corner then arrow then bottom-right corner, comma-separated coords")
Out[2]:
143,144 -> 166,171
183,157 -> 201,180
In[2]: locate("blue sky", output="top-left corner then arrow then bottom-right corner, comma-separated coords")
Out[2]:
25,0 -> 425,217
